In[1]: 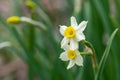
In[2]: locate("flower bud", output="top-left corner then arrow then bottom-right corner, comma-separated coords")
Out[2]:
7,16 -> 20,24
25,0 -> 36,9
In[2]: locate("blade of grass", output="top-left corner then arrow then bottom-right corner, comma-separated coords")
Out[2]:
95,28 -> 119,80
12,0 -> 23,16
91,0 -> 113,33
114,0 -> 120,19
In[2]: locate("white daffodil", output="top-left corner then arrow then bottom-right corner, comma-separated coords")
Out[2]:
60,16 -> 88,50
59,49 -> 83,69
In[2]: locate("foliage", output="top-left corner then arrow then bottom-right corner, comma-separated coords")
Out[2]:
0,0 -> 120,80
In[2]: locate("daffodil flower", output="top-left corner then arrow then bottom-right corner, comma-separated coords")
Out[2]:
60,16 -> 88,50
59,48 -> 83,69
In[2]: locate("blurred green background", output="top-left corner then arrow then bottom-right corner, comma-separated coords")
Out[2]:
0,0 -> 120,80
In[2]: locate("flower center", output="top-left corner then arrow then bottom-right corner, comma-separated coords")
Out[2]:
68,50 -> 76,59
64,26 -> 76,38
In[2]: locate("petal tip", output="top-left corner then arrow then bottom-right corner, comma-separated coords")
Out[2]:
83,20 -> 88,24
71,16 -> 76,21
71,16 -> 75,18
67,66 -> 71,70
59,25 -> 61,27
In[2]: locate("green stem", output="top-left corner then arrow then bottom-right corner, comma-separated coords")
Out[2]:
81,40 -> 98,74
80,52 -> 92,56
27,9 -> 36,80
21,17 -> 46,30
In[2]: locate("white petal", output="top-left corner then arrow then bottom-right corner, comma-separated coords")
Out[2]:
61,37 -> 69,49
77,21 -> 88,32
59,52 -> 69,61
62,44 -> 70,50
75,55 -> 83,66
76,50 -> 80,55
67,60 -> 75,69
70,39 -> 78,50
75,33 -> 85,41
71,16 -> 77,28
80,33 -> 85,40
59,25 -> 67,36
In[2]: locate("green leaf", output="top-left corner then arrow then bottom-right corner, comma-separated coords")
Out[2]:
95,28 -> 119,80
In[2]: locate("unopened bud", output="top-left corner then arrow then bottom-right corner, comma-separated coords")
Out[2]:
25,0 -> 36,9
7,16 -> 20,24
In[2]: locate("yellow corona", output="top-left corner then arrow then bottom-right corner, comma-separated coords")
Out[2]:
64,26 -> 76,38
68,50 -> 76,59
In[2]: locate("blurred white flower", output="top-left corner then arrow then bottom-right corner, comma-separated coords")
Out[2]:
60,16 -> 88,50
0,41 -> 11,49
59,46 -> 83,69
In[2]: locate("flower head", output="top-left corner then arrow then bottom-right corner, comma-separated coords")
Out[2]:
25,0 -> 36,9
60,16 -> 88,50
59,48 -> 83,69
7,16 -> 20,24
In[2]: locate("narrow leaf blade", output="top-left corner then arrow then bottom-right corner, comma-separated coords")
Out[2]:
95,28 -> 119,80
